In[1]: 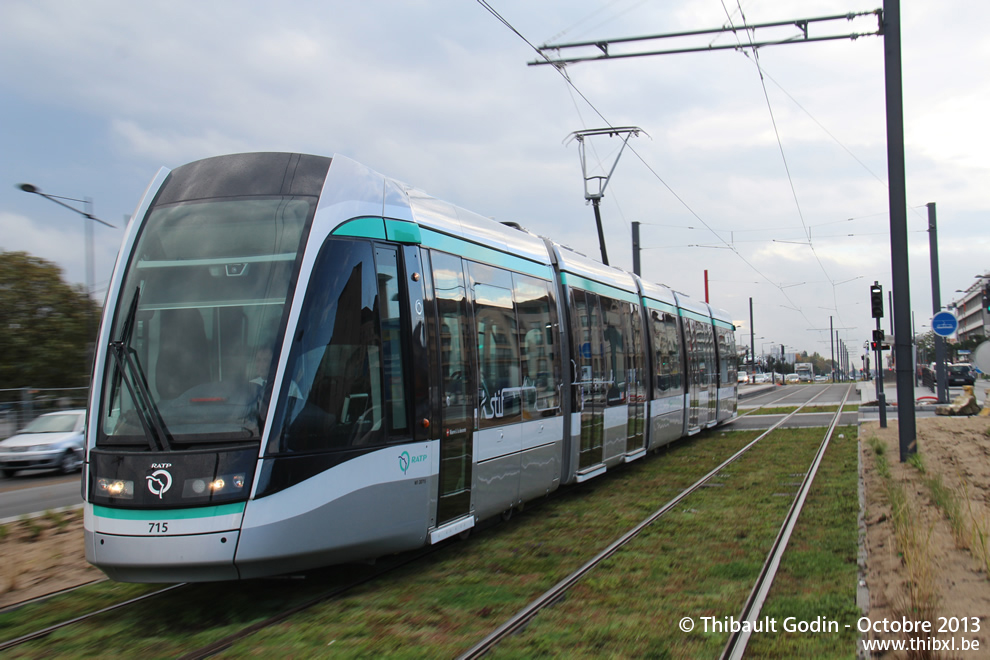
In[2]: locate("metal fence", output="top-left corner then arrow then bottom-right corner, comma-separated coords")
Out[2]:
0,387 -> 89,440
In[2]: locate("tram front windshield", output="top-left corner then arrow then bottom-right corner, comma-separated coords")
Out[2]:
99,196 -> 312,446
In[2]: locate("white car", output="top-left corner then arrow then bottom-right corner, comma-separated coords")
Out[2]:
785,374 -> 800,384
0,409 -> 86,478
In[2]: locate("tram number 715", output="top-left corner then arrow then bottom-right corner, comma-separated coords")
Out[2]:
148,522 -> 169,533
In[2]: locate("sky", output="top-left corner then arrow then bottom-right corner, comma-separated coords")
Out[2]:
1,0 -> 988,369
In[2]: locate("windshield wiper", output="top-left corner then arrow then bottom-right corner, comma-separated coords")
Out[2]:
109,342 -> 173,451
108,287 -> 173,451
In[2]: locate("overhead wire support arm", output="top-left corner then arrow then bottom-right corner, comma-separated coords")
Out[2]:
565,127 -> 648,266
530,9 -> 882,66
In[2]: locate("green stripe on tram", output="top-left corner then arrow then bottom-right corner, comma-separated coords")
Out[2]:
560,272 -> 639,305
93,502 -> 246,520
332,216 -> 387,239
643,297 -> 677,314
679,308 -> 712,324
419,227 -> 553,280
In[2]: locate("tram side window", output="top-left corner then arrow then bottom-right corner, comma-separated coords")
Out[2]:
570,289 -> 608,409
684,318 -> 700,388
376,247 -> 409,435
725,330 -> 737,383
716,326 -> 736,385
651,308 -> 681,395
601,296 -> 628,406
432,252 -> 472,410
700,322 -> 715,386
470,262 -> 520,427
513,274 -> 560,418
570,289 -> 592,410
624,302 -> 646,403
273,239 -> 407,454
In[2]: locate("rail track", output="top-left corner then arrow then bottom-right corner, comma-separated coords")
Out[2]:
458,384 -> 854,659
720,384 -> 853,659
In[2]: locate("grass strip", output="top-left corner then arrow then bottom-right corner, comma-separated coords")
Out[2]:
220,431 -> 765,659
748,405 -> 857,416
744,426 -> 860,658
11,426 -> 860,658
486,427 -> 855,658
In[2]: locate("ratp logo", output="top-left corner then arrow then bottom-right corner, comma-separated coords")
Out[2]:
398,451 -> 427,475
146,469 -> 173,499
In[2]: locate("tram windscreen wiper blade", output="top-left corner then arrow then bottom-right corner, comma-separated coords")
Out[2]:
108,286 -> 141,415
108,342 -> 162,451
108,287 -> 173,452
122,342 -> 173,451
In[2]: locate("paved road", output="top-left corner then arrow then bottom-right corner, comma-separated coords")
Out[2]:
0,471 -> 82,521
730,383 -> 859,430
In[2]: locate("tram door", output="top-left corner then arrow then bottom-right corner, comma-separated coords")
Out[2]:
571,289 -> 605,470
685,318 -> 702,432
625,303 -> 646,453
430,252 -> 476,525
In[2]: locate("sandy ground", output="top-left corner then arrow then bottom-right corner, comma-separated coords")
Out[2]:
860,416 -> 990,657
0,509 -> 103,608
2,416 -> 989,658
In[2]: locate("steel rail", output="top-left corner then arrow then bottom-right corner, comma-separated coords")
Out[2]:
457,387 -> 833,659
177,544 -> 447,660
0,577 -> 108,615
0,583 -> 187,652
735,383 -> 821,418
720,384 -> 853,660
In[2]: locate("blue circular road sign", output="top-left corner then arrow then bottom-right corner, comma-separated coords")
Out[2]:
932,310 -> 958,337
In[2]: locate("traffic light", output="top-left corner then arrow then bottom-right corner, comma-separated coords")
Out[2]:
870,341 -> 878,351
984,282 -> 990,312
870,282 -> 884,319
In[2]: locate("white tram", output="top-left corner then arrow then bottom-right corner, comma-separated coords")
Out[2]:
83,153 -> 738,582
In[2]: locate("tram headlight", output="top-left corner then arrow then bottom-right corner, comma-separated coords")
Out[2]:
96,478 -> 134,499
182,473 -> 247,498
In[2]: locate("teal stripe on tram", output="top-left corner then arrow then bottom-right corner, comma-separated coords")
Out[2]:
561,272 -> 639,305
643,298 -> 677,314
679,308 -> 712,324
385,219 -> 423,244
332,216 -> 387,239
332,217 -> 422,244
93,502 -> 246,520
419,227 -> 553,280
713,318 -> 736,330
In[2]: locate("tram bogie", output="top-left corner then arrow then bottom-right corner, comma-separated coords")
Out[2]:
83,152 -> 738,582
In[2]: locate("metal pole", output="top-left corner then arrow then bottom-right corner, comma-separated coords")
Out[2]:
911,309 -> 921,387
632,221 -> 641,276
881,0 -> 916,459
749,298 -> 755,373
592,197 -> 609,266
927,202 -> 948,403
875,317 -> 887,428
830,316 -> 835,383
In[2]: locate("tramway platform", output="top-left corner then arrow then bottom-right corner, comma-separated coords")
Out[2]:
858,377 -> 989,420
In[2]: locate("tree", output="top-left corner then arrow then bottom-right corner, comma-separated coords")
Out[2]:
0,251 -> 100,389
916,330 -> 936,365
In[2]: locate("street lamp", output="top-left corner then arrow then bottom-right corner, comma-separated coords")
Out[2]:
17,183 -> 116,301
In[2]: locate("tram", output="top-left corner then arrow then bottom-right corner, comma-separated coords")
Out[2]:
83,152 -> 738,581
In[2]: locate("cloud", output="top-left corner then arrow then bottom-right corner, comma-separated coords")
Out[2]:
111,119 -> 250,164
